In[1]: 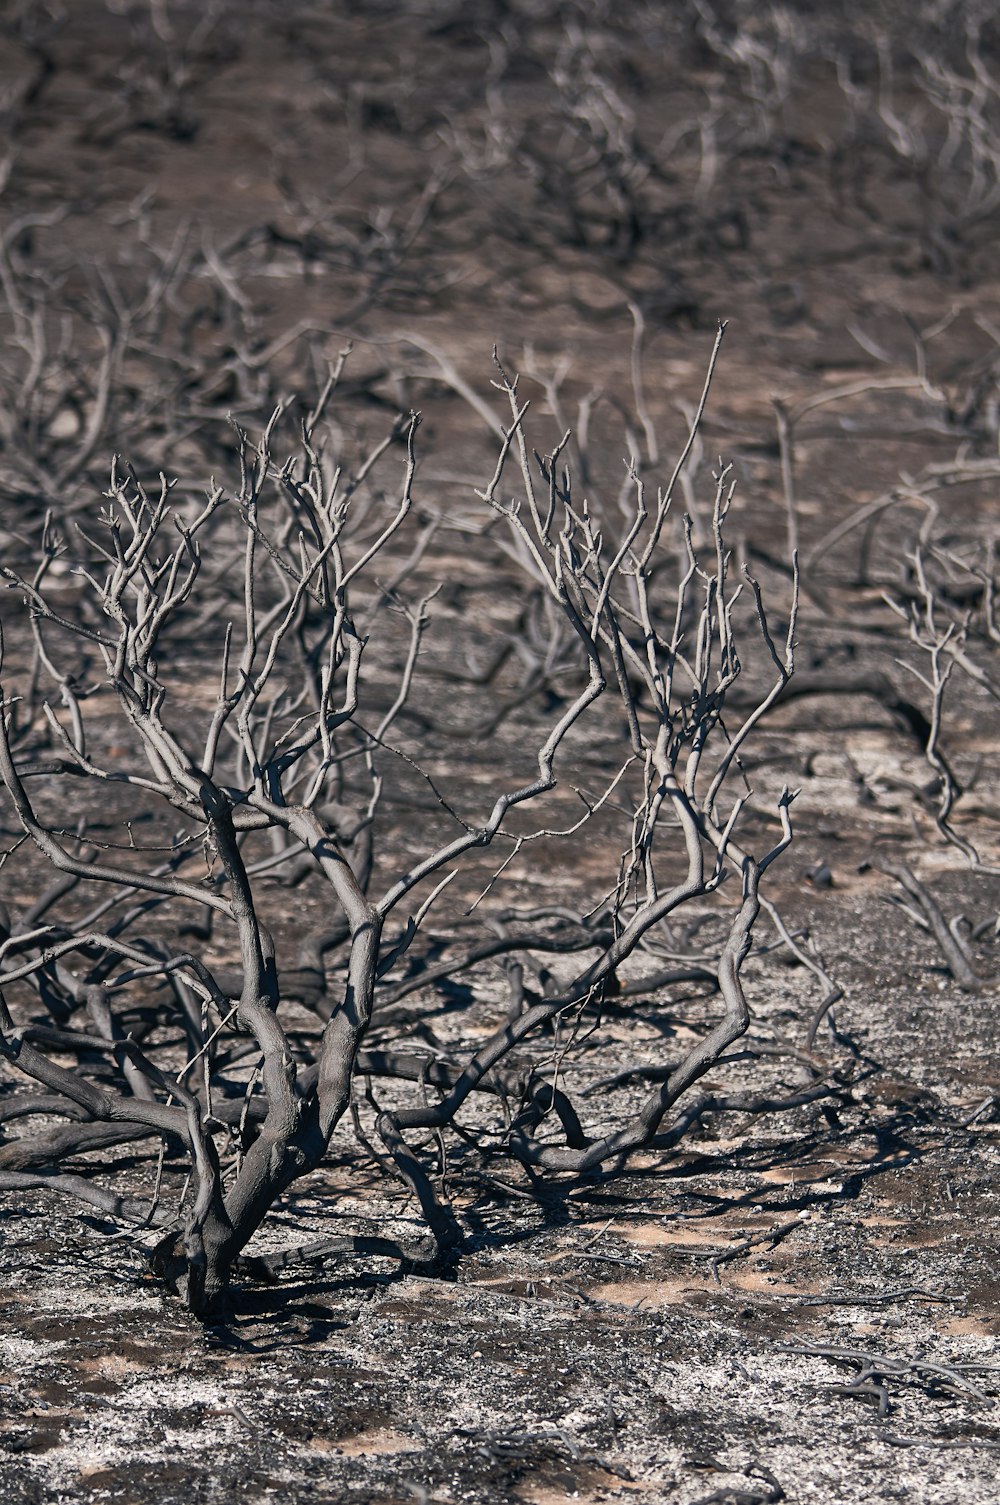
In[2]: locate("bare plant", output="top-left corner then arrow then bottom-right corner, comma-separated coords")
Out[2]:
0,335 -> 805,1313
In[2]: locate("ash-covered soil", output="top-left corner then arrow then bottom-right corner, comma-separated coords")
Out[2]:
2,2 -> 1000,1501
4,1046 -> 1000,1505
3,890 -> 999,1504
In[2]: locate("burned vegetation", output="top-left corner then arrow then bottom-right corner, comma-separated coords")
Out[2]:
1,1 -> 1000,1501
0,330 -> 806,1314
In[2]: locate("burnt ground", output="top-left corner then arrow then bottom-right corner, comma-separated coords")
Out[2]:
2,2 -> 1000,1501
